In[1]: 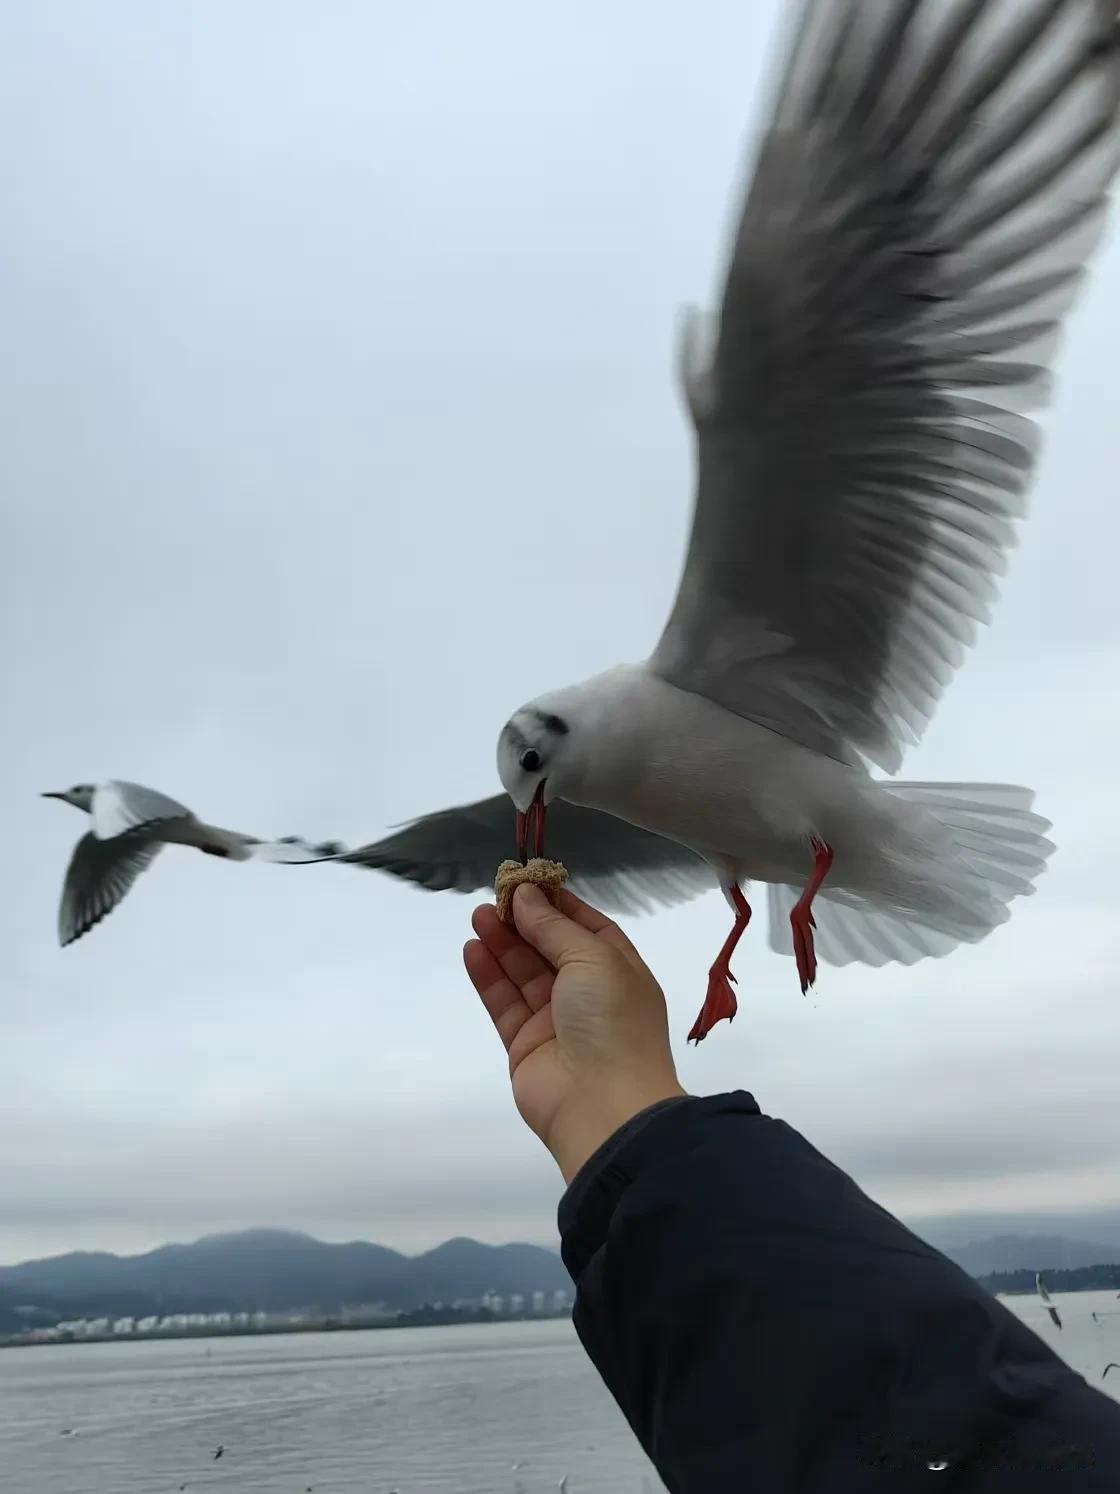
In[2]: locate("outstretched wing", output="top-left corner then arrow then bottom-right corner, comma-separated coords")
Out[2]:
92,780 -> 193,840
338,795 -> 715,915
59,832 -> 163,946
652,0 -> 1120,772
252,836 -> 348,863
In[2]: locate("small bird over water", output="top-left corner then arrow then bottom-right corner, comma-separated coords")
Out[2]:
320,0 -> 1117,1041
1036,1273 -> 1062,1331
42,780 -> 340,946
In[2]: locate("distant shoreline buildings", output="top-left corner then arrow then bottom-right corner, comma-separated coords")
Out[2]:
0,1289 -> 573,1350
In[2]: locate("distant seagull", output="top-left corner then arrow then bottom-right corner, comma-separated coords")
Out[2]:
212,1444 -> 224,1461
1036,1272 -> 1062,1330
1104,1364 -> 1119,1380
319,0 -> 1120,1041
43,780 -> 342,946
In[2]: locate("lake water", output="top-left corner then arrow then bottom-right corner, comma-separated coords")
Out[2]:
0,1319 -> 661,1494
2,1294 -> 1118,1493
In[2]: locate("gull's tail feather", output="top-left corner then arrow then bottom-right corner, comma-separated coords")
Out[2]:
766,883 -> 958,967
767,783 -> 1054,968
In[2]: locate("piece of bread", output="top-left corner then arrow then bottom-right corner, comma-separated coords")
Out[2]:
495,858 -> 569,924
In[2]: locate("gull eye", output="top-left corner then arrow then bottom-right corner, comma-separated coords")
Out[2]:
519,748 -> 542,773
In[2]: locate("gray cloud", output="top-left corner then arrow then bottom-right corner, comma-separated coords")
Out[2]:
2,0 -> 1119,1266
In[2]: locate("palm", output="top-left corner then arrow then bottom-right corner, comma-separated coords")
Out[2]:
464,900 -> 634,1135
464,887 -> 684,1183
509,1015 -> 568,1141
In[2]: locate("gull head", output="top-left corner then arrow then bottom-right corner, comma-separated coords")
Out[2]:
41,783 -> 96,812
496,704 -> 573,862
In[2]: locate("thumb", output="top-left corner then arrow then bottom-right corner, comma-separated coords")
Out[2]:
512,883 -> 601,968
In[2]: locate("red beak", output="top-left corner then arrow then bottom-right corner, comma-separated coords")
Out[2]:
515,781 -> 547,864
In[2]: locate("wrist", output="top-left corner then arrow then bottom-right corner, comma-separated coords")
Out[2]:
546,1076 -> 687,1185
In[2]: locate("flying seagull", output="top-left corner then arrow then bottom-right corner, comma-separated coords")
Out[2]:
43,780 -> 340,947
326,0 -> 1117,1039
1036,1272 -> 1062,1330
1105,1364 -> 1120,1379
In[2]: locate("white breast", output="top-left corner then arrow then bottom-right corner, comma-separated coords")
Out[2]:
561,663 -> 878,884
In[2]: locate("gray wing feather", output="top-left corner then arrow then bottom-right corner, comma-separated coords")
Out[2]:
338,795 -> 715,915
652,0 -> 1120,772
59,832 -> 163,946
92,780 -> 193,840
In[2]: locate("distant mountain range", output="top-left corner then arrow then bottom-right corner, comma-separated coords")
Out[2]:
936,1233 -> 1120,1277
4,1216 -> 1120,1335
0,1230 -> 569,1331
910,1210 -> 1120,1279
912,1207 -> 1120,1260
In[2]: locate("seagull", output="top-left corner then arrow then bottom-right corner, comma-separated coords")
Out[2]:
1105,1364 -> 1120,1379
43,780 -> 341,947
325,0 -> 1119,1039
213,1444 -> 225,1461
1036,1272 -> 1062,1330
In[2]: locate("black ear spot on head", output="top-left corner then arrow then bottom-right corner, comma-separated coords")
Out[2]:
529,709 -> 569,736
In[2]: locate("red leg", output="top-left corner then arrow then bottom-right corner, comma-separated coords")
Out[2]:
688,885 -> 751,1044
790,839 -> 834,994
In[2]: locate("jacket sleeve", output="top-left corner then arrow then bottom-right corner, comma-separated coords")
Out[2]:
558,1091 -> 1120,1494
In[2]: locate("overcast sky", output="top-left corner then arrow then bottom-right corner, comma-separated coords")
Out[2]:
2,0 -> 1119,1267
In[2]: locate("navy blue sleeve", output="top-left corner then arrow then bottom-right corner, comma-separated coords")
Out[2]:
558,1092 -> 1120,1493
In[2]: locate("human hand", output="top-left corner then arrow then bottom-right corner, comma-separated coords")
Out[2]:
463,884 -> 686,1183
